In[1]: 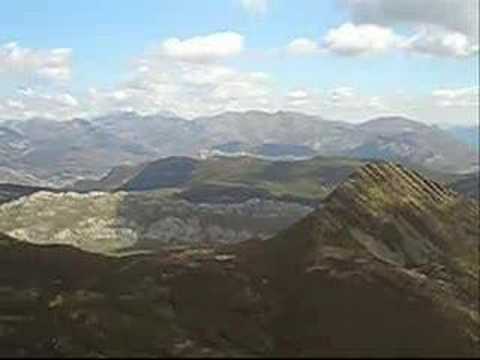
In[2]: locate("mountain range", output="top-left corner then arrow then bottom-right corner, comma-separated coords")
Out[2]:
448,125 -> 479,150
1,111 -> 477,187
70,156 -> 371,200
0,162 -> 478,357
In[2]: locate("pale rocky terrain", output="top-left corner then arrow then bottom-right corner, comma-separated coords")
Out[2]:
0,190 -> 312,254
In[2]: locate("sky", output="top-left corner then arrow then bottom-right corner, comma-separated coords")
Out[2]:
0,0 -> 478,126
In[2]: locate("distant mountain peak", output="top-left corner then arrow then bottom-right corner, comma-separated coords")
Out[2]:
359,116 -> 431,131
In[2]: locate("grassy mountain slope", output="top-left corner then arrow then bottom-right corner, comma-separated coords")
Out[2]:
73,156 -> 372,201
74,155 -> 463,203
0,162 -> 478,357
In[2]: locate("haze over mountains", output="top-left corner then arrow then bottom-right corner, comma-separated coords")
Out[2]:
448,125 -> 480,150
1,111 -> 477,187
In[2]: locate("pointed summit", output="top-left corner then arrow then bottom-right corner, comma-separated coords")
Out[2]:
258,162 -> 479,356
283,162 -> 479,268
327,162 -> 460,213
264,162 -> 478,299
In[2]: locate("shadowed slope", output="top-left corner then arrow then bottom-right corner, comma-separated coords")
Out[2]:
451,173 -> 480,200
0,163 -> 478,357
261,162 -> 479,356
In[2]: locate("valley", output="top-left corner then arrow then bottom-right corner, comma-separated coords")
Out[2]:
1,1 -> 478,357
0,104 -> 478,359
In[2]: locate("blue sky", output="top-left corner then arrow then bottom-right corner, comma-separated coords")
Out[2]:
0,0 -> 478,125
0,0 -> 347,88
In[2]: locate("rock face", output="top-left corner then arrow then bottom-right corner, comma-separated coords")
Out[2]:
0,162 -> 477,357
0,190 -> 312,254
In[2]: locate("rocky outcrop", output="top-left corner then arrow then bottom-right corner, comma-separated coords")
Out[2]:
0,190 -> 312,254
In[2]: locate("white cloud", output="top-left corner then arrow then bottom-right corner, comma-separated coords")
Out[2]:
2,77 -> 478,126
402,27 -> 479,58
318,21 -> 477,58
338,0 -> 479,58
325,87 -> 388,112
17,87 -> 79,108
160,32 -> 244,62
0,88 -> 80,120
432,87 -> 479,107
282,86 -> 478,125
6,99 -> 25,110
56,93 -> 79,107
0,29 -> 476,126
287,89 -> 310,99
0,42 -> 72,81
329,87 -> 356,100
112,32 -> 273,117
286,38 -> 321,56
281,86 -> 399,121
240,0 -> 269,15
286,89 -> 313,107
340,0 -> 478,40
323,23 -> 400,56
85,41 -> 274,119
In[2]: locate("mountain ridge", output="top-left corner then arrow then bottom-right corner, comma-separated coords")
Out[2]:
0,161 -> 478,357
0,111 -> 476,186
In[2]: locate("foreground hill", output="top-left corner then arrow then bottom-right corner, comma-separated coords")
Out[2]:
0,162 -> 477,357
